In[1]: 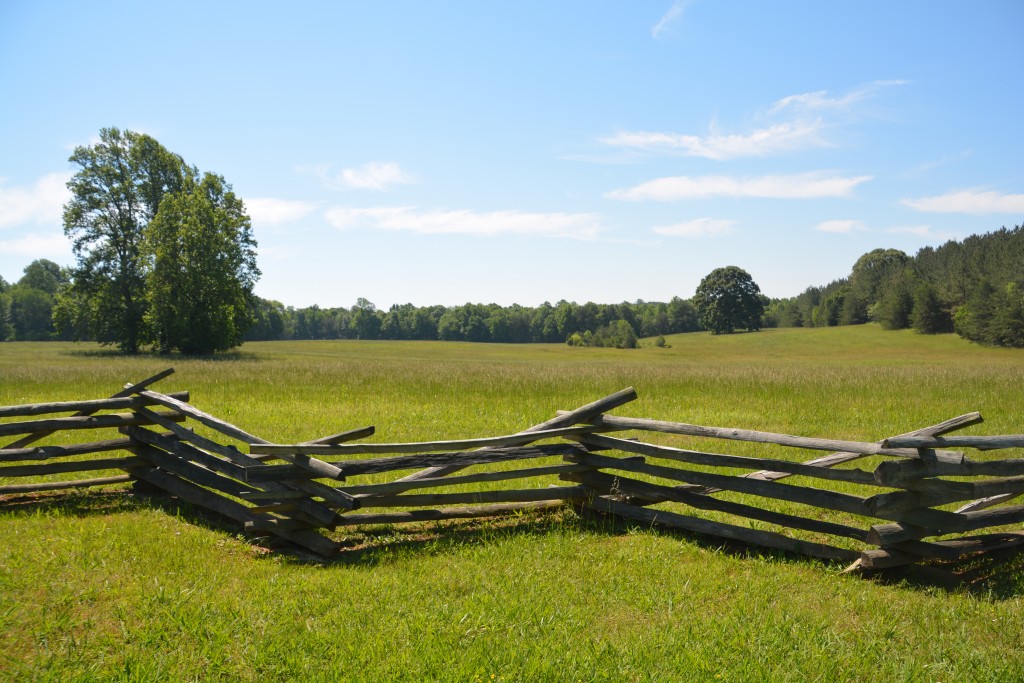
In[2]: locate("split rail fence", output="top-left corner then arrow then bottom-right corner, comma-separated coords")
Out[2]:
3,369 -> 1024,581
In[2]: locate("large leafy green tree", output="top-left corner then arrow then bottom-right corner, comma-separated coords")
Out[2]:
693,266 -> 764,334
144,173 -> 259,354
62,127 -> 190,352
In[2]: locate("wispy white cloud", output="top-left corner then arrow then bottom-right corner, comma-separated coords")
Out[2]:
0,232 -> 73,258
653,218 -> 735,238
601,120 -> 826,160
607,172 -> 872,201
769,80 -> 906,114
602,81 -> 903,160
815,219 -> 867,234
904,150 -> 973,177
316,162 -> 416,191
902,189 -> 1024,214
651,0 -> 690,38
324,206 -> 604,240
0,173 -> 71,229
245,197 -> 319,225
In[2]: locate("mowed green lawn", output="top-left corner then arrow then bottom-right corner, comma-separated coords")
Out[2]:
1,326 -> 1023,681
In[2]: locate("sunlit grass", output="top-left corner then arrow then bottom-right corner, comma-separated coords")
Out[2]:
2,327 -> 1024,681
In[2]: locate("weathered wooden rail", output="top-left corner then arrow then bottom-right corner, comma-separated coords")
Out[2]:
3,369 -> 1023,583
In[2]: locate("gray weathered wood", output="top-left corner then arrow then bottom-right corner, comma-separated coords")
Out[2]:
0,436 -> 136,463
392,386 -> 639,484
578,433 -> 878,485
123,426 -> 248,480
564,469 -> 869,541
246,443 -> 588,480
858,532 -> 1024,569
134,390 -> 267,444
129,465 -> 339,556
883,434 -> 1024,451
250,424 -> 609,457
338,463 -> 597,496
0,391 -> 190,419
302,426 -> 376,446
131,444 -> 260,501
731,412 -> 982,486
131,406 -> 357,512
333,500 -> 567,526
0,410 -> 185,439
352,486 -> 590,508
567,448 -> 871,516
131,443 -> 341,528
0,456 -> 146,478
873,458 -> 1024,487
0,474 -> 134,495
134,392 -> 350,482
3,368 -> 176,450
584,414 -> 928,458
583,495 -> 858,562
867,504 -> 1024,545
863,476 -> 1024,516
956,492 -> 1024,513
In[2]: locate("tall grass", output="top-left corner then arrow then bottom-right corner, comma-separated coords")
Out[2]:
1,326 -> 1023,681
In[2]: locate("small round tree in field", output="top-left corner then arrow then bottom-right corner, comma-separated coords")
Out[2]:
693,266 -> 764,334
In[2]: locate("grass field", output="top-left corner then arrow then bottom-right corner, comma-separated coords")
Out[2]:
1,326 -> 1023,681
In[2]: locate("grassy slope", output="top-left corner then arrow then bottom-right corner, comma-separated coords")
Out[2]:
1,326 -> 1023,681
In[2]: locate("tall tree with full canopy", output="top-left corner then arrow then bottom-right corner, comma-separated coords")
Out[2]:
693,266 -> 764,334
62,128 -> 190,352
144,173 -> 259,355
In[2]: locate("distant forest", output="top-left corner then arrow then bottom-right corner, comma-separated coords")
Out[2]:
2,223 -> 1022,348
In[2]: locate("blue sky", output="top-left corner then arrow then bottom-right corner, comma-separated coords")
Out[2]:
1,1 -> 1022,308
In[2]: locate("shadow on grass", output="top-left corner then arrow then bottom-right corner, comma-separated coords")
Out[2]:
4,487 -> 1023,598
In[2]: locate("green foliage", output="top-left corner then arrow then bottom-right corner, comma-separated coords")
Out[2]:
63,127 -> 190,352
7,285 -> 55,340
144,173 -> 259,354
257,298 -> 700,344
870,272 -> 914,330
772,224 -> 1024,346
911,282 -> 953,334
693,265 -> 764,334
958,281 -> 1024,347
588,319 -> 638,348
61,128 -> 259,354
17,258 -> 66,295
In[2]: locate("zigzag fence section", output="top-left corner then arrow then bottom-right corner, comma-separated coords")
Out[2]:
3,369 -> 1024,581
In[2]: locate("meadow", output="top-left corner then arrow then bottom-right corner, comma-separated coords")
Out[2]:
1,326 -> 1023,681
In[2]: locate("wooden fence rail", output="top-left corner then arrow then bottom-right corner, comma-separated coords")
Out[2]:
2,368 -> 1023,583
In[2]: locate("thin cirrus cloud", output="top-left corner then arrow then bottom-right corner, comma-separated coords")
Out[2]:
0,172 -> 71,228
902,190 -> 1024,214
652,218 -> 735,238
815,219 -> 867,234
316,162 -> 416,191
324,206 -> 604,240
651,0 -> 691,38
768,80 -> 906,115
245,198 -> 319,225
601,120 -> 826,161
602,81 -> 902,160
607,172 -> 873,202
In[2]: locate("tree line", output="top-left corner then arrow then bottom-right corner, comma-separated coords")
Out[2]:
244,296 -> 702,347
764,224 -> 1024,347
5,224 -> 1022,348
